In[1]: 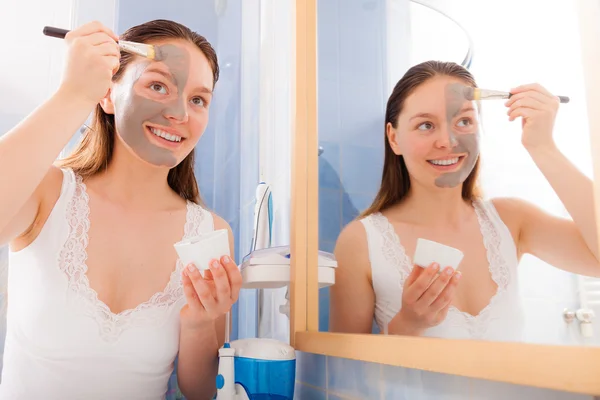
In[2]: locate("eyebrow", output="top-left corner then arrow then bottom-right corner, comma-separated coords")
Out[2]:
144,67 -> 213,95
409,106 -> 477,122
453,106 -> 476,117
145,67 -> 177,85
409,112 -> 437,122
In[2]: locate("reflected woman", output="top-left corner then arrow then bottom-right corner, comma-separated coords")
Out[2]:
330,61 -> 600,341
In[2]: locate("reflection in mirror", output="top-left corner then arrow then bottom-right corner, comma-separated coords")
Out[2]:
317,0 -> 600,349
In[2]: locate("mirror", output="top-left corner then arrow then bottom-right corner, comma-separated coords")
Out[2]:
316,0 -> 600,349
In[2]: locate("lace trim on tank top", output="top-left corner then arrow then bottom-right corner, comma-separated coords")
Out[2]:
369,200 -> 511,339
57,172 -> 205,342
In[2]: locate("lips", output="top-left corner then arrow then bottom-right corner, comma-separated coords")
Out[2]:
147,126 -> 183,142
427,155 -> 465,171
144,125 -> 185,149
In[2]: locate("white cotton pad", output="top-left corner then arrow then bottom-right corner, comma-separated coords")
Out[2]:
413,238 -> 464,270
174,229 -> 230,271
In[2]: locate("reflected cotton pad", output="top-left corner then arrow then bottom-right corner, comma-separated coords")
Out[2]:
174,229 -> 230,271
413,238 -> 464,270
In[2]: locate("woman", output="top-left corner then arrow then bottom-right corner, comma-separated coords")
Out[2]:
330,61 -> 600,341
0,20 -> 242,399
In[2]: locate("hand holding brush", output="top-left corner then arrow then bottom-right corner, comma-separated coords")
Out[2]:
43,24 -> 164,61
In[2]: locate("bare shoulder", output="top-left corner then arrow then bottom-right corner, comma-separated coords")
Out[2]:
334,218 -> 371,275
491,196 -> 539,224
40,165 -> 65,198
336,219 -> 368,249
489,196 -> 542,248
211,213 -> 232,232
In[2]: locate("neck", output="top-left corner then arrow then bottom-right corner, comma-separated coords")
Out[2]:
395,181 -> 472,226
91,139 -> 173,209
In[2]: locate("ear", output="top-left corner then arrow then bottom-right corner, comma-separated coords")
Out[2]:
99,88 -> 115,115
386,122 -> 402,155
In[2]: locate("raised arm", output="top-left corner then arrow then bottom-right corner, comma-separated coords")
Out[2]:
503,83 -> 600,277
0,21 -> 119,246
329,220 -> 376,334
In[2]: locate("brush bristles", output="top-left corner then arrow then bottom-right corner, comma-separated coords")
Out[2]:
118,41 -> 163,61
459,86 -> 477,101
146,46 -> 156,60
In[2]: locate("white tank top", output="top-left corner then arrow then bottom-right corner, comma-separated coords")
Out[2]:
360,199 -> 525,341
0,168 -> 213,399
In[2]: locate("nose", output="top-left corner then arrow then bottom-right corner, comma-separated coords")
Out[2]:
435,127 -> 458,149
163,98 -> 189,123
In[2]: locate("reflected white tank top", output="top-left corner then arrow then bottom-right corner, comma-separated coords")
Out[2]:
360,199 -> 525,342
0,168 -> 213,399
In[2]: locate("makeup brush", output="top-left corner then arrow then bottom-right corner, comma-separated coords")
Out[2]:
463,87 -> 570,104
42,26 -> 164,61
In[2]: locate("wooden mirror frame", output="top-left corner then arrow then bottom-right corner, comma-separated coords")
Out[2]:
288,0 -> 600,395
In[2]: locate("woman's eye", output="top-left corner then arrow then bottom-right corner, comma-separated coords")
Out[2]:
418,122 -> 433,131
191,97 -> 205,107
457,118 -> 471,127
150,83 -> 167,94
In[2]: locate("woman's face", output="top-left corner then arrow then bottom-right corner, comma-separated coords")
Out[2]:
103,38 -> 214,168
388,76 -> 481,190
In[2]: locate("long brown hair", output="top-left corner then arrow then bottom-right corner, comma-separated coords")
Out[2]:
361,60 -> 481,217
57,19 -> 219,205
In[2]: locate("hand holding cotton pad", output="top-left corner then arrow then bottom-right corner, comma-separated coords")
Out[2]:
173,229 -> 230,271
413,238 -> 464,270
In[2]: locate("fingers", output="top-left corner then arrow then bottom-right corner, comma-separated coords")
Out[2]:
510,83 -> 554,98
429,272 -> 461,313
508,107 -> 534,122
505,90 -> 549,108
184,264 -> 220,318
405,263 -> 425,286
506,97 -> 545,117
182,270 -> 203,311
416,267 -> 457,308
66,20 -> 119,42
183,256 -> 242,321
221,255 -> 243,303
82,32 -> 119,46
403,263 -> 439,304
208,259 -> 231,303
106,56 -> 120,75
95,41 -> 121,57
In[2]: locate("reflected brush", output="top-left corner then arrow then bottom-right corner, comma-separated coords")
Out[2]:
463,87 -> 570,104
42,26 -> 164,61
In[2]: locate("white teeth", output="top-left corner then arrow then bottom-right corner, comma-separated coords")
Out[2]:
149,127 -> 182,142
429,157 -> 459,166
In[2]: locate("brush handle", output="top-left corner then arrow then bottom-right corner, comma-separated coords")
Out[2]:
509,92 -> 570,104
43,26 -> 69,39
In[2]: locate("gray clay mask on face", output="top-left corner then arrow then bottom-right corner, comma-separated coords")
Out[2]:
113,44 -> 191,168
434,83 -> 481,188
